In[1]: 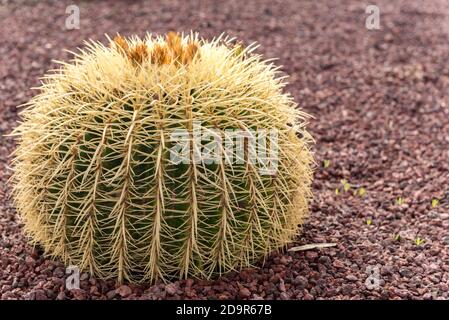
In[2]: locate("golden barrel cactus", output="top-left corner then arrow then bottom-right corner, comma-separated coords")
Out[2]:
11,32 -> 313,283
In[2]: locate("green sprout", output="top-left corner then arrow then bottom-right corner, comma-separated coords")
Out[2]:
414,237 -> 425,246
357,187 -> 366,197
341,179 -> 351,192
396,197 -> 405,206
431,198 -> 439,208
323,160 -> 330,169
366,218 -> 372,226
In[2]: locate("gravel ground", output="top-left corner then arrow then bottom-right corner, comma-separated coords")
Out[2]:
1,0 -> 449,300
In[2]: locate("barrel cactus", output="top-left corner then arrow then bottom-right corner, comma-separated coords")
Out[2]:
11,32 -> 313,283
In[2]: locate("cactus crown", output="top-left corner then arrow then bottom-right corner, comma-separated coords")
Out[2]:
11,32 -> 313,283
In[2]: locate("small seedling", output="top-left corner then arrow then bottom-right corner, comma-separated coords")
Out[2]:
414,237 -> 425,246
335,188 -> 340,195
431,198 -> 439,208
396,197 -> 405,205
357,187 -> 366,197
341,179 -> 351,192
393,234 -> 401,241
323,159 -> 330,168
366,218 -> 372,226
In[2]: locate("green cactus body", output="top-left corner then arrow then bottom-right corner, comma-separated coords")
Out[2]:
11,33 -> 313,283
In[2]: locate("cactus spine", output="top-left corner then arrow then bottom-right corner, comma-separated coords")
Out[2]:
11,32 -> 313,283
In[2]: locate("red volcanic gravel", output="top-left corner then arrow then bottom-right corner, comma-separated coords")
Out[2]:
1,0 -> 449,300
